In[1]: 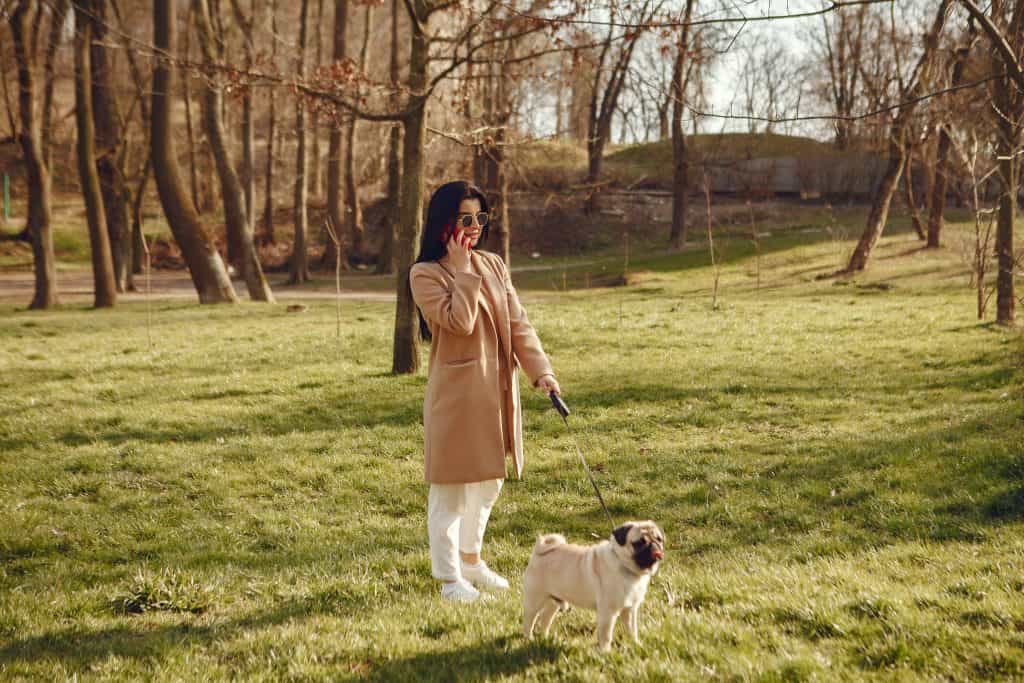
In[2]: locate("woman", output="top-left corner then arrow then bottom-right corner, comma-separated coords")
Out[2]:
410,181 -> 561,603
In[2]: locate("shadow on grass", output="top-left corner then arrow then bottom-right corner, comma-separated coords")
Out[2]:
0,600 -> 558,681
511,227 -> 856,291
360,637 -> 561,682
0,597 -> 316,671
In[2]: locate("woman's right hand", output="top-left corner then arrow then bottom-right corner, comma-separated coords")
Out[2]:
446,228 -> 473,273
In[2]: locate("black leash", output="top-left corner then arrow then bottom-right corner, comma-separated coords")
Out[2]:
549,391 -> 616,533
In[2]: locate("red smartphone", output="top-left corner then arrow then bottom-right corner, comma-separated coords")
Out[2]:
441,222 -> 458,244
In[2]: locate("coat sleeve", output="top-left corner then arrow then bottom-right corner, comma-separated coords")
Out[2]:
496,255 -> 554,385
410,263 -> 482,336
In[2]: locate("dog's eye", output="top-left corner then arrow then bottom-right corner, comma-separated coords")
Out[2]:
632,540 -> 645,548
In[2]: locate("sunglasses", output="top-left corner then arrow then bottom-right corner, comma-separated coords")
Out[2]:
456,212 -> 489,229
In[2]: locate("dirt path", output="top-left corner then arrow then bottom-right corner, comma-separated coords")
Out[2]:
0,260 -> 588,305
0,270 -> 397,304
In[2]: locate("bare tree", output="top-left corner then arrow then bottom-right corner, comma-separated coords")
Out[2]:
951,129 -> 997,318
377,0 -> 401,275
927,28 -> 977,248
959,0 -> 1023,325
41,0 -> 69,170
85,0 -> 132,292
812,2 -> 870,149
311,0 -> 324,198
842,0 -> 951,273
902,126 -> 929,241
110,0 -> 153,290
194,0 -> 275,301
669,0 -> 696,251
289,0 -> 311,284
739,42 -> 798,135
73,0 -> 118,308
323,0 -> 350,269
229,0 -> 257,240
585,0 -> 656,192
151,0 -> 238,303
342,2 -> 373,264
181,2 -> 201,212
8,0 -> 57,309
474,36 -> 514,265
262,0 -> 278,245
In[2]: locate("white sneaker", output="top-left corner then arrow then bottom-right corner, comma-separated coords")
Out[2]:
440,578 -> 480,603
461,560 -> 510,591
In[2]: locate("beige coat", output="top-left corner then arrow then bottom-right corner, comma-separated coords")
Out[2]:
410,249 -> 554,484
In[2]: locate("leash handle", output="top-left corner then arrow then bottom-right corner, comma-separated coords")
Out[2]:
549,391 -> 570,419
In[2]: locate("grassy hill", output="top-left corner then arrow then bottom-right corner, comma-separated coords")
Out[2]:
511,134 -> 840,191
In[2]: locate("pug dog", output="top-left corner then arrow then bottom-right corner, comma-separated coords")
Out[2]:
522,520 -> 665,651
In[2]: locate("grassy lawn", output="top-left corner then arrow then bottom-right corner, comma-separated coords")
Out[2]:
1,228 -> 1022,681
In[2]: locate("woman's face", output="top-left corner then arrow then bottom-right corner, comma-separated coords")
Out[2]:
452,198 -> 484,249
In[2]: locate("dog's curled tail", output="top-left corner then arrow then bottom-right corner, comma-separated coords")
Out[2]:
533,533 -> 567,556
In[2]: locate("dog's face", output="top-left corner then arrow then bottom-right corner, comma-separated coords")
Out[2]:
611,521 -> 665,573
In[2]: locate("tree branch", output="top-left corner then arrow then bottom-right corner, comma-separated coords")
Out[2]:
495,0 -> 891,31
958,0 -> 1024,92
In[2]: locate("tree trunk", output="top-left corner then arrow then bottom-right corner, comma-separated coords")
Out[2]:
241,86 -> 255,234
194,0 -> 274,302
483,123 -> 510,265
669,0 -> 694,250
324,0 -> 349,268
131,155 -> 152,278
927,125 -> 952,249
842,0 -> 949,273
290,0 -> 311,284
379,121 -> 401,274
109,0 -> 152,288
585,26 -> 640,186
182,4 -> 201,214
995,87 -> 1017,326
392,4 -> 429,375
903,144 -> 926,240
845,133 -> 905,272
342,4 -> 373,265
658,99 -> 669,142
261,0 -> 278,245
392,105 -> 425,374
377,0 -> 400,275
10,0 -> 58,309
927,36 -> 972,249
88,0 -> 131,292
73,0 -> 118,308
151,0 -> 237,303
311,0 -> 324,198
41,0 -> 69,170
669,121 -> 689,250
477,50 -> 511,266
231,0 -> 257,240
342,114 -> 363,263
1,49 -> 18,140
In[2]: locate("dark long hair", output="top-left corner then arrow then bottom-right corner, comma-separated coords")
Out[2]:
414,181 -> 490,341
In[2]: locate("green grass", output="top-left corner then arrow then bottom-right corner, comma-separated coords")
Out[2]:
1,226 -> 1022,680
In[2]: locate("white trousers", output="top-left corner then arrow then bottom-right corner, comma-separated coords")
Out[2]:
427,478 -> 503,582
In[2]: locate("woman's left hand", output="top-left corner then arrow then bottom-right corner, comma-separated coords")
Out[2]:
536,374 -> 561,396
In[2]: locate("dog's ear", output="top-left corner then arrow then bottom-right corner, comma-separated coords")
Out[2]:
612,524 -> 633,546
